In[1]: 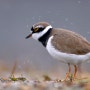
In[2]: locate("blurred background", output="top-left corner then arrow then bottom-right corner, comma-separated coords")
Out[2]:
0,0 -> 90,78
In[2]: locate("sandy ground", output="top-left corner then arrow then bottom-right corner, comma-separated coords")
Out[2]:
0,71 -> 90,90
0,62 -> 90,90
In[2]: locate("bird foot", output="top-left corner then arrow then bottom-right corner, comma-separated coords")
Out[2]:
64,73 -> 74,82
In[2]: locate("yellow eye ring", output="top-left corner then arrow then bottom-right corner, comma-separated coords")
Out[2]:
34,28 -> 39,32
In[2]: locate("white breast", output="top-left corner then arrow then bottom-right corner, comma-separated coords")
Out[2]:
46,36 -> 90,65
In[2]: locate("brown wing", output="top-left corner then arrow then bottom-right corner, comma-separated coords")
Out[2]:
51,28 -> 90,55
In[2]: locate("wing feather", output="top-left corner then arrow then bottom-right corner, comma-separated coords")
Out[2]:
51,29 -> 90,55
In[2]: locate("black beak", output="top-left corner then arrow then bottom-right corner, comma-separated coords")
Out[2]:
25,33 -> 32,39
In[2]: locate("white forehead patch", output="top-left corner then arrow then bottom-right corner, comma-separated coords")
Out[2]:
35,25 -> 44,28
33,25 -> 44,29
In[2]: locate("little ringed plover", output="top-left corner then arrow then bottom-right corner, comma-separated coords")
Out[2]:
26,22 -> 90,80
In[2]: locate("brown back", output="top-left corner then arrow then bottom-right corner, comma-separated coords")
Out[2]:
51,28 -> 90,55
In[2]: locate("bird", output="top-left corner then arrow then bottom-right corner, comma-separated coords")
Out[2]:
26,22 -> 90,80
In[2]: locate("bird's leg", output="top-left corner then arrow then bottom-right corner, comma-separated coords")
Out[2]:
64,63 -> 71,81
73,65 -> 77,80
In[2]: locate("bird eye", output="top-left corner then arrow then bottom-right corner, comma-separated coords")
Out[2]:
34,28 -> 39,32
31,27 -> 38,33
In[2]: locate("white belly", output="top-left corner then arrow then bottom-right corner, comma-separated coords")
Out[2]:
46,36 -> 90,65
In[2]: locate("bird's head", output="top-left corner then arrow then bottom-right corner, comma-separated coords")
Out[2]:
25,22 -> 52,40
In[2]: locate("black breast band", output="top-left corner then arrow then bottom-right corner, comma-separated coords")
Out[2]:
38,28 -> 52,47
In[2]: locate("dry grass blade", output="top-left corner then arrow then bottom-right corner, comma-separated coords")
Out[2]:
10,61 -> 17,77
